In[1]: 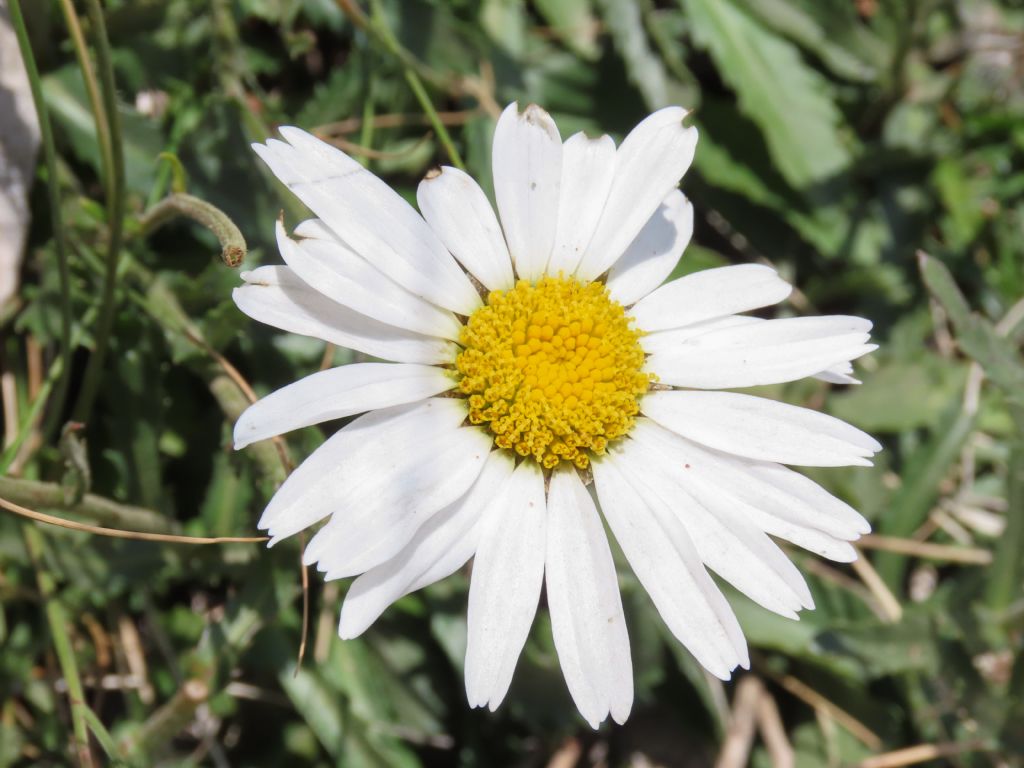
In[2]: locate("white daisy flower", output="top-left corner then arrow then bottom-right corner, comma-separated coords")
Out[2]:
234,103 -> 880,728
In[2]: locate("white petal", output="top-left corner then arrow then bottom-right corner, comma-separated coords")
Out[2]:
252,130 -> 481,314
640,313 -> 763,355
645,315 -> 876,389
465,460 -> 546,711
545,467 -> 633,728
591,452 -> 748,679
233,363 -> 454,450
632,419 -> 870,541
606,190 -> 693,306
641,391 -> 882,467
576,107 -> 698,281
547,132 -> 616,277
292,218 -> 337,240
815,361 -> 861,385
630,264 -> 791,332
492,103 -> 562,281
749,516 -> 858,562
416,166 -> 515,292
258,398 -> 469,541
618,435 -> 813,618
643,314 -> 869,385
306,424 -> 493,579
276,220 -> 462,340
338,450 -> 515,639
233,267 -> 457,365
632,421 -> 860,562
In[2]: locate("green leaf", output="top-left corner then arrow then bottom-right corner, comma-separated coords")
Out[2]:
875,397 -> 977,587
198,449 -> 252,537
825,614 -> 942,678
480,0 -> 528,57
594,0 -> 671,109
682,0 -> 852,187
533,0 -> 600,60
933,158 -> 989,248
919,253 -> 1024,401
829,358 -> 968,432
43,66 -> 163,195
987,443 -> 1024,613
280,667 -> 345,757
736,0 -> 877,82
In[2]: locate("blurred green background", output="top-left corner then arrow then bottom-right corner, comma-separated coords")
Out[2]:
1,0 -> 1023,766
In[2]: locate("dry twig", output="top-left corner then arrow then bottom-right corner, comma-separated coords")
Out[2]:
0,496 -> 267,545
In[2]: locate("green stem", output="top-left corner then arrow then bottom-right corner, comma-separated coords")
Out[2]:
74,0 -> 127,424
22,525 -> 95,767
8,0 -> 74,440
57,0 -> 113,199
401,68 -> 466,170
139,193 -> 247,267
0,476 -> 175,534
366,0 -> 466,170
79,707 -> 119,762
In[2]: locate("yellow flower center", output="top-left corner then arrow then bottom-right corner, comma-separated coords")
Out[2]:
456,276 -> 652,470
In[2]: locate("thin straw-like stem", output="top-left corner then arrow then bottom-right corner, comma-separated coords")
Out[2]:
1,496 -> 268,545
340,0 -> 467,170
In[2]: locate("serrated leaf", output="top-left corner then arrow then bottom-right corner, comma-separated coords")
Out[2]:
825,614 -> 942,678
920,253 -> 1024,400
683,0 -> 852,187
736,0 -> 877,82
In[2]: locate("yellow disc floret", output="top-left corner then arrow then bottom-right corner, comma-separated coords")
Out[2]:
456,276 -> 652,470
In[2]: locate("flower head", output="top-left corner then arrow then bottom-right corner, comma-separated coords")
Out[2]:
235,103 -> 879,728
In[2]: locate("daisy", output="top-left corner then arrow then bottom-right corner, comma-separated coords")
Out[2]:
234,103 -> 880,728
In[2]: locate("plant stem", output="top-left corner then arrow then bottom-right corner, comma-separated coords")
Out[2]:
0,475 -> 174,534
57,0 -> 112,199
22,525 -> 95,767
1,495 -> 267,545
359,0 -> 467,170
139,193 -> 247,267
8,0 -> 73,439
401,67 -> 466,170
74,0 -> 126,424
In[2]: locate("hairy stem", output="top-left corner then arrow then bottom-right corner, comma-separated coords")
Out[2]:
140,193 -> 248,267
0,475 -> 175,534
